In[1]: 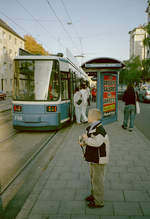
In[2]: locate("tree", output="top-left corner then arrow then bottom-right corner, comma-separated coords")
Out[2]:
119,56 -> 142,85
24,35 -> 49,55
143,23 -> 150,53
141,58 -> 150,82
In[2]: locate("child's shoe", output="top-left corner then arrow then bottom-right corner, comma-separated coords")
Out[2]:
88,200 -> 104,208
85,195 -> 94,202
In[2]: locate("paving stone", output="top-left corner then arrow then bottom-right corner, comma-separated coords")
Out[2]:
58,201 -> 85,215
130,217 -> 150,219
39,188 -> 76,201
140,202 -> 150,216
109,182 -> 133,190
28,214 -> 49,219
101,216 -> 130,219
45,180 -> 68,189
71,215 -> 99,219
49,216 -> 70,219
113,202 -> 142,216
104,190 -> 124,201
119,174 -> 141,183
124,191 -> 150,201
86,202 -> 113,216
67,179 -> 90,189
15,209 -> 30,219
30,200 -> 60,214
74,189 -> 89,201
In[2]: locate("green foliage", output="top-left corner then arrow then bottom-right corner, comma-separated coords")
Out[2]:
119,56 -> 142,85
143,23 -> 150,48
141,58 -> 150,81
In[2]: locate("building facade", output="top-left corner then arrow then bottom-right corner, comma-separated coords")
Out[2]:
129,25 -> 147,60
0,19 -> 25,95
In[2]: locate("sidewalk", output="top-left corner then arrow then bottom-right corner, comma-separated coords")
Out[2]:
16,104 -> 150,219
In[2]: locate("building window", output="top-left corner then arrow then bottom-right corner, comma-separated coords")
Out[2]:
9,35 -> 11,40
15,38 -> 17,44
2,31 -> 6,39
3,47 -> 7,54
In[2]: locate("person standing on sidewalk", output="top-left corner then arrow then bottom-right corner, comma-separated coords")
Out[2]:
122,84 -> 137,132
73,87 -> 82,124
79,108 -> 109,208
80,84 -> 88,123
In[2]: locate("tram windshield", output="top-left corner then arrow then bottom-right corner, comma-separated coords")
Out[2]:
13,59 -> 60,101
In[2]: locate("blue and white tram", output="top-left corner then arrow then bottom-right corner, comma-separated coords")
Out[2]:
12,53 -> 88,130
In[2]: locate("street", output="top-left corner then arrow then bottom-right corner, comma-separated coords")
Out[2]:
135,102 -> 150,141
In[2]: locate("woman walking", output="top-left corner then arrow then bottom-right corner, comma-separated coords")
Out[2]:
122,84 -> 137,132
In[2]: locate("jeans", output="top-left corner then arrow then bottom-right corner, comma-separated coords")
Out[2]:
123,104 -> 136,129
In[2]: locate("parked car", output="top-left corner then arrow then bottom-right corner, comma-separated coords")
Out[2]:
138,86 -> 150,102
0,90 -> 6,100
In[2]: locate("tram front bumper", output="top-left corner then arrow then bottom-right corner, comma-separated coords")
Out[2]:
13,112 -> 61,130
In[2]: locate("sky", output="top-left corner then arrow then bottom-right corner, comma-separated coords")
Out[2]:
0,0 -> 148,64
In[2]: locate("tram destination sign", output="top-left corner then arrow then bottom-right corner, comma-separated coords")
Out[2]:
85,63 -> 122,68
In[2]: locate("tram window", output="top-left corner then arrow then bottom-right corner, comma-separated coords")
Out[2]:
61,72 -> 70,100
13,59 -> 60,101
48,61 -> 60,101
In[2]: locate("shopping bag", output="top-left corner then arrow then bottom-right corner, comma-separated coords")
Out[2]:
136,101 -> 140,114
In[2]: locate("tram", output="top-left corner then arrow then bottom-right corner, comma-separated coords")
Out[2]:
12,53 -> 88,130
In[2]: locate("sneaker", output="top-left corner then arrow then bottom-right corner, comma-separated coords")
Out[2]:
88,200 -> 104,208
129,128 -> 133,132
82,121 -> 88,124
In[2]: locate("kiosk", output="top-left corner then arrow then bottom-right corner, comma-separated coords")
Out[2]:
82,57 -> 124,124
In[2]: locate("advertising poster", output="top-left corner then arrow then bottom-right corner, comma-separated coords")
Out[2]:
103,75 -> 116,117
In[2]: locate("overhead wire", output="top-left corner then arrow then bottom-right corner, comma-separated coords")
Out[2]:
46,0 -> 81,54
15,0 -> 56,41
14,0 -> 67,52
0,9 -> 27,33
60,0 -> 84,57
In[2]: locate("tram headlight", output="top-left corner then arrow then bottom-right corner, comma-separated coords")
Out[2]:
13,105 -> 22,112
47,106 -> 57,112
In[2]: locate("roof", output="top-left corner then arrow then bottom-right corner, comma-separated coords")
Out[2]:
81,57 -> 124,76
0,18 -> 24,41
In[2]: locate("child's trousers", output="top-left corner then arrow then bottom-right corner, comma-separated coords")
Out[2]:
90,163 -> 105,205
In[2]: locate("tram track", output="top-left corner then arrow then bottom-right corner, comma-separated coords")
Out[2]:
0,131 -> 57,196
0,111 -> 73,219
1,124 -> 72,219
0,129 -> 18,144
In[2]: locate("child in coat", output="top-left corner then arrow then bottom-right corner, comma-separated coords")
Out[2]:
79,108 -> 109,208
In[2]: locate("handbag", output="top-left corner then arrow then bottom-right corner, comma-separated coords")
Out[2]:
136,101 -> 140,114
76,93 -> 82,105
77,99 -> 82,105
